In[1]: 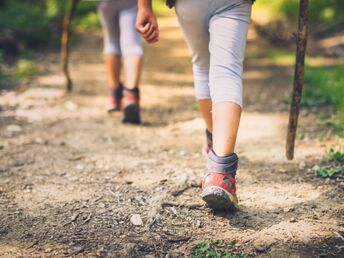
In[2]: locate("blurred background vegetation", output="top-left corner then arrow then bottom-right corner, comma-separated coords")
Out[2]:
0,0 -> 343,134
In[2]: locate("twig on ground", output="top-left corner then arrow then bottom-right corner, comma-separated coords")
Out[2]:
82,213 -> 92,225
108,189 -> 120,203
166,236 -> 191,243
146,192 -> 169,229
334,231 -> 344,241
162,201 -> 204,209
27,240 -> 39,249
171,185 -> 192,197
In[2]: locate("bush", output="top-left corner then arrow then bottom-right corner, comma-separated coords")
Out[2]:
255,0 -> 344,27
302,65 -> 344,115
14,59 -> 38,80
0,0 -> 98,49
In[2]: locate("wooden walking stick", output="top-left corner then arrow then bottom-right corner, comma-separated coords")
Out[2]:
61,0 -> 80,92
286,0 -> 309,160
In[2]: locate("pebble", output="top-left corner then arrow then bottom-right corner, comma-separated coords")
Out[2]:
76,164 -> 84,170
130,214 -> 143,226
65,101 -> 78,111
289,218 -> 297,223
283,207 -> 295,213
299,161 -> 306,170
6,124 -> 22,132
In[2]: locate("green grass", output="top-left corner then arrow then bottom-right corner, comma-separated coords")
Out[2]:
191,240 -> 248,258
302,65 -> 344,136
312,148 -> 344,179
254,0 -> 344,26
327,148 -> 344,162
248,48 -> 344,136
14,59 -> 38,80
312,165 -> 343,178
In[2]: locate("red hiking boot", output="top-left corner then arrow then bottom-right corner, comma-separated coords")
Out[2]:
108,84 -> 123,113
201,151 -> 239,210
122,88 -> 141,124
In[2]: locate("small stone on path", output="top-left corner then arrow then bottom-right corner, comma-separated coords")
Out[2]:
130,214 -> 143,226
6,125 -> 22,132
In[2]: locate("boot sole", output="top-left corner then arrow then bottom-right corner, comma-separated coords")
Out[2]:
202,186 -> 238,211
123,104 -> 141,124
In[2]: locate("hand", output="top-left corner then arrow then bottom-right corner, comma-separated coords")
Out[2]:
136,7 -> 159,43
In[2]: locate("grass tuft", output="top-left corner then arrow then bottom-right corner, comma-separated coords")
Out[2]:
312,148 -> 344,179
191,240 -> 248,258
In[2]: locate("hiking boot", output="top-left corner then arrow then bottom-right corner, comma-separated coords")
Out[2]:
108,84 -> 123,113
201,150 -> 239,210
122,88 -> 141,124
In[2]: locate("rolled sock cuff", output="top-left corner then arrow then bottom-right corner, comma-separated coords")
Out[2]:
110,86 -> 123,101
124,87 -> 140,97
207,150 -> 238,177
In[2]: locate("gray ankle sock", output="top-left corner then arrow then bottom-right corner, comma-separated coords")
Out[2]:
206,129 -> 212,148
207,150 -> 238,178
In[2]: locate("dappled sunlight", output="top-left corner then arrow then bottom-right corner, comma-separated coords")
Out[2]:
1,5 -> 343,258
14,184 -> 95,214
147,71 -> 193,84
159,27 -> 185,41
36,74 -> 66,87
240,220 -> 339,249
240,182 -> 325,210
168,47 -> 191,58
318,33 -> 344,49
243,69 -> 272,80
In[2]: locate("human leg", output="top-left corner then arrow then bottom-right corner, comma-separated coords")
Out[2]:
202,0 -> 252,210
98,1 -> 123,111
120,4 -> 143,89
175,0 -> 213,135
209,1 -> 251,156
119,4 -> 143,123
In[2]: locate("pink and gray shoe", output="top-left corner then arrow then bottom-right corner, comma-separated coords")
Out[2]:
201,150 -> 239,210
122,88 -> 141,124
108,84 -> 124,113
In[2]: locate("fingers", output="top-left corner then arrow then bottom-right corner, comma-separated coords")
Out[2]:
136,22 -> 150,35
136,10 -> 159,44
137,23 -> 159,43
142,23 -> 155,38
146,29 -> 159,43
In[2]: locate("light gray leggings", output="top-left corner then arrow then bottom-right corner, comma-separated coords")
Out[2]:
97,0 -> 143,56
175,0 -> 252,107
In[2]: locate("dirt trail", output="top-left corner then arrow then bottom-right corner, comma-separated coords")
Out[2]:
1,15 -> 344,257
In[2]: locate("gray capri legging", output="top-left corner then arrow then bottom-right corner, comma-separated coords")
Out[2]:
98,0 -> 143,56
175,0 -> 252,107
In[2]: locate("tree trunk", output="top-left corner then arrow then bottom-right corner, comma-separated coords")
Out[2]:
286,0 -> 309,160
61,0 -> 79,92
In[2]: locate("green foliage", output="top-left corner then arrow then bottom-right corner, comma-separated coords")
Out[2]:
0,0 -> 99,49
191,240 -> 248,258
301,65 -> 344,136
312,165 -> 343,178
255,0 -> 344,26
312,148 -> 344,179
14,59 -> 38,80
327,148 -> 344,163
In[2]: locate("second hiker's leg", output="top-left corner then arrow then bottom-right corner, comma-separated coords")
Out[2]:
119,4 -> 144,123
105,55 -> 121,89
98,1 -> 123,111
120,4 -> 143,89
